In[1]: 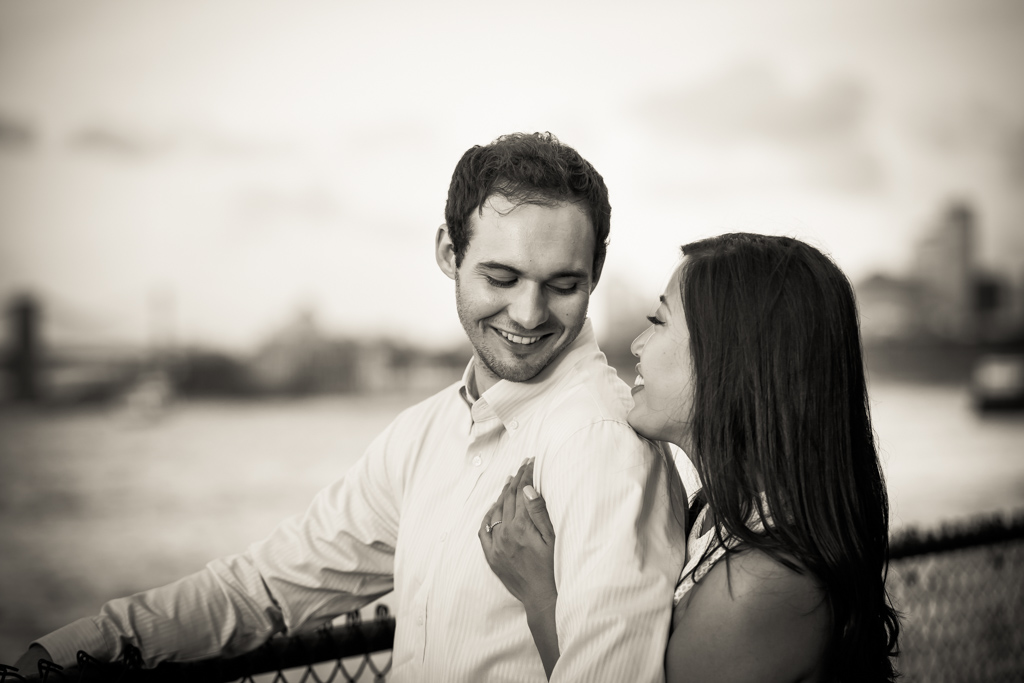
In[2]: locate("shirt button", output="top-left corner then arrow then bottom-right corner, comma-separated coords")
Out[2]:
440,532 -> 448,542
472,456 -> 482,466
509,420 -> 519,430
416,615 -> 424,626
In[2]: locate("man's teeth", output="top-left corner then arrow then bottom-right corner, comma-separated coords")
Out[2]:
634,375 -> 645,387
499,330 -> 542,345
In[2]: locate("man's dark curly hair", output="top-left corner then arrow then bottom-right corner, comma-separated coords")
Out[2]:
443,132 -> 611,285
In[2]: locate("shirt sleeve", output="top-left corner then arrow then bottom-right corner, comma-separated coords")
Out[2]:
35,554 -> 287,668
35,422 -> 403,669
539,421 -> 686,683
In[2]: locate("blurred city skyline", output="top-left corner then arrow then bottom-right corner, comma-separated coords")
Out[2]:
2,0 -> 1023,353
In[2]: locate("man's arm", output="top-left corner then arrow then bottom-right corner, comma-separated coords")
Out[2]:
25,422 -> 404,669
11,644 -> 51,678
540,421 -> 686,683
32,553 -> 287,667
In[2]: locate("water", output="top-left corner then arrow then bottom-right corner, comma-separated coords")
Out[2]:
1,382 -> 1022,664
870,380 -> 1024,530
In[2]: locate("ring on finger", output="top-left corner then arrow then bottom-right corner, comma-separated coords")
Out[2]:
485,520 -> 503,533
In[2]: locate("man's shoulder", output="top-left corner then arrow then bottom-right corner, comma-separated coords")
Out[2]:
545,355 -> 634,426
390,380 -> 465,422
366,381 -> 467,473
533,357 -> 660,466
368,381 -> 467,449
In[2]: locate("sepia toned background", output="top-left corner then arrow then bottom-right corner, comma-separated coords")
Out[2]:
1,0 -> 1023,667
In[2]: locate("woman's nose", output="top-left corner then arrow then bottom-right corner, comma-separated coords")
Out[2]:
631,326 -> 655,358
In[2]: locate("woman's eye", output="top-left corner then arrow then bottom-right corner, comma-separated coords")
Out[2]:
646,315 -> 665,326
550,284 -> 578,295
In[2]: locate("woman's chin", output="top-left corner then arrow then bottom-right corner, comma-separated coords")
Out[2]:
627,410 -> 689,450
626,410 -> 657,442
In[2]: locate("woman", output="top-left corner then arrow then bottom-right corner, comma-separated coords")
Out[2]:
480,233 -> 901,681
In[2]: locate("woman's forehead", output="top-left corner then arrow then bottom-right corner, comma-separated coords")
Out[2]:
661,262 -> 685,309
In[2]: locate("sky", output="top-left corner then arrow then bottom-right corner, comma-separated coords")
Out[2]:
1,0 -> 1022,351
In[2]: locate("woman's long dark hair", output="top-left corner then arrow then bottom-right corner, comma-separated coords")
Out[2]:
680,233 -> 900,681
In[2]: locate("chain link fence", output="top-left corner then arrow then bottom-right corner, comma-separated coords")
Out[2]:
888,513 -> 1024,682
4,513 -> 1022,682
0,607 -> 395,683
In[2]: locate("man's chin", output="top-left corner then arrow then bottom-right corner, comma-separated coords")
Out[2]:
487,361 -> 546,383
480,351 -> 554,384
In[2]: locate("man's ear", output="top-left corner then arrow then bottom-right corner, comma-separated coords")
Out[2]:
435,223 -> 458,280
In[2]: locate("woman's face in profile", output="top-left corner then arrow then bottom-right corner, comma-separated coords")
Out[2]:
627,264 -> 694,449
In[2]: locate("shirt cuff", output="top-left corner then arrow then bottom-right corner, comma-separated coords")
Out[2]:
34,617 -> 114,668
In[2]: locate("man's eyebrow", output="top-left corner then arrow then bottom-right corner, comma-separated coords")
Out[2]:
477,261 -> 590,280
477,261 -> 521,276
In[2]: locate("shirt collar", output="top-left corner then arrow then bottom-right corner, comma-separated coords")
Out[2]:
458,319 -> 602,430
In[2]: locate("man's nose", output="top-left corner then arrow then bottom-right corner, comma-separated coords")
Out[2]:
631,326 -> 655,358
508,284 -> 549,330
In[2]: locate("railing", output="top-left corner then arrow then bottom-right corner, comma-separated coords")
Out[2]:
4,513 -> 1023,682
0,607 -> 396,683
887,512 -> 1024,682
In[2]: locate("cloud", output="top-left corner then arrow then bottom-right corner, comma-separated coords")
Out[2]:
66,122 -> 289,160
232,186 -> 344,235
914,99 -> 1024,185
68,125 -> 167,158
638,64 -> 882,193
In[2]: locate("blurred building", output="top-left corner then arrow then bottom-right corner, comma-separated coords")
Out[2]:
857,274 -> 923,342
248,310 -> 465,396
858,201 -> 1024,346
1,297 -> 468,404
2,294 -> 145,403
4,294 -> 41,400
855,201 -> 1024,383
912,202 -> 976,342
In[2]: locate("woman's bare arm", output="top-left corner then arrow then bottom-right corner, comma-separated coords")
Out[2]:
479,461 -> 561,678
666,549 -> 831,683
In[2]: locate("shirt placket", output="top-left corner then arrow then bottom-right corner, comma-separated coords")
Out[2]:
410,401 -> 506,669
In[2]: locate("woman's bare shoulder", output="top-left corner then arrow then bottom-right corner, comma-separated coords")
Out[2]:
666,548 -> 831,683
715,548 -> 828,614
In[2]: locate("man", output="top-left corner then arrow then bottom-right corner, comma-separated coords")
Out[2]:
16,132 -> 685,681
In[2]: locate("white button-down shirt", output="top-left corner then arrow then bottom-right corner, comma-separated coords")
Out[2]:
38,320 -> 686,682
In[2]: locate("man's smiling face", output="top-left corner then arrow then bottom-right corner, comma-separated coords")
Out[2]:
436,194 -> 595,393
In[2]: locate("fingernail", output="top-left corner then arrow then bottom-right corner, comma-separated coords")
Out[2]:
521,457 -> 529,465
505,475 -> 512,485
523,485 -> 538,500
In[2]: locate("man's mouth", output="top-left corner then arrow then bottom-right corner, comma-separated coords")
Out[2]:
497,329 -> 545,346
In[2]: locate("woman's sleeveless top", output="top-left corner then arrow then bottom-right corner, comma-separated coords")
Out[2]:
673,496 -> 768,606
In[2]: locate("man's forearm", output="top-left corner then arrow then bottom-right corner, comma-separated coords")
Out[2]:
12,644 -> 52,678
37,554 -> 284,668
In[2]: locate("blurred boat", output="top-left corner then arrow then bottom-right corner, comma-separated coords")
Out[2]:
123,368 -> 174,417
970,353 -> 1024,411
